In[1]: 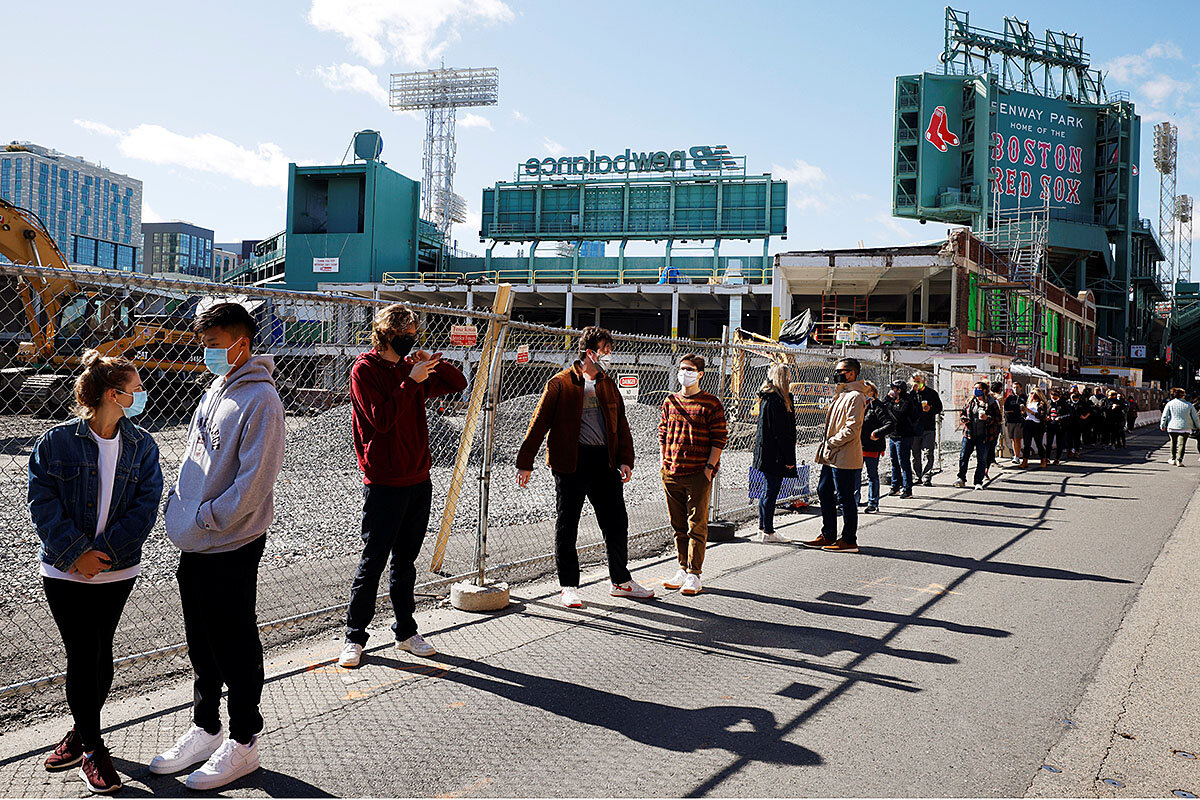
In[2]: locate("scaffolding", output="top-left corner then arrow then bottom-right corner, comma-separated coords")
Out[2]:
977,199 -> 1050,364
817,293 -> 869,345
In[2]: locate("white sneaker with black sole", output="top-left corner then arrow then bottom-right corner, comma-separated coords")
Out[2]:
185,736 -> 260,791
149,725 -> 223,775
395,633 -> 436,657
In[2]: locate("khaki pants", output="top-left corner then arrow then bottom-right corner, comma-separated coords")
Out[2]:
661,470 -> 712,574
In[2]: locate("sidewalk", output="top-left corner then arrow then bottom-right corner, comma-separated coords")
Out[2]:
0,431 -> 1196,798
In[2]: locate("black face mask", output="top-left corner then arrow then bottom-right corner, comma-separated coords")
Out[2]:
391,334 -> 416,358
834,371 -> 852,384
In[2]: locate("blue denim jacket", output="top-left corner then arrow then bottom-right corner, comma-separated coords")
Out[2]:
28,417 -> 163,572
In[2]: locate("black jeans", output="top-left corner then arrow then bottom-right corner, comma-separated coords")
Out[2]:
817,465 -> 861,545
552,445 -> 632,587
43,577 -> 136,751
957,436 -> 990,485
178,535 -> 266,745
1044,425 -> 1063,460
346,480 -> 433,646
1023,422 -> 1044,460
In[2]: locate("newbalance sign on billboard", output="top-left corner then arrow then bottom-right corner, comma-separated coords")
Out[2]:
989,89 -> 1096,215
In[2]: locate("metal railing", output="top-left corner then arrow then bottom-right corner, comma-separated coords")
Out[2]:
0,262 -> 939,713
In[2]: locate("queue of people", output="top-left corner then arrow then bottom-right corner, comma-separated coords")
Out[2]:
27,303 -> 1179,794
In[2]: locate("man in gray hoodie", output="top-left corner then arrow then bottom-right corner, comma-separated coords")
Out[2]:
151,302 -> 286,791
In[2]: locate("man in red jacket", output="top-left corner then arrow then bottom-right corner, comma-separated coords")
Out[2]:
338,303 -> 466,668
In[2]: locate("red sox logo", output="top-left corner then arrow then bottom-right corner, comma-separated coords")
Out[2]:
925,106 -> 960,152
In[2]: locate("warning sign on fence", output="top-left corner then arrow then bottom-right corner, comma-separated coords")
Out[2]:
449,324 -> 478,347
515,344 -> 530,364
618,374 -> 639,401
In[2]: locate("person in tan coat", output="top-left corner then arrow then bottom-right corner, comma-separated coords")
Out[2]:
802,358 -> 868,553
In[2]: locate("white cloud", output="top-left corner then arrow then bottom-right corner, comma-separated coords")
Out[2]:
141,203 -> 164,223
459,112 -> 493,130
772,159 -> 826,187
76,121 -> 301,190
542,137 -> 566,156
1142,74 -> 1190,105
310,63 -> 389,107
307,0 -> 514,67
773,159 -> 828,211
1103,41 -> 1183,83
73,119 -> 120,138
511,109 -> 528,122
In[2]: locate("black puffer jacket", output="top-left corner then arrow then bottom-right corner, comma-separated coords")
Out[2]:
860,398 -> 895,452
753,390 -> 798,478
883,392 -> 922,438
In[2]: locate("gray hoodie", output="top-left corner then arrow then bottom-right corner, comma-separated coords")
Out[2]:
165,355 -> 287,553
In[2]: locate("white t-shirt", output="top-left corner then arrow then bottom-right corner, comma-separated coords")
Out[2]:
41,428 -> 141,584
1024,400 -> 1041,424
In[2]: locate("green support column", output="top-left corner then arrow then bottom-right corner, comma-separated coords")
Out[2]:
713,239 -> 721,280
485,241 -> 495,277
665,239 -> 673,282
528,241 -> 538,283
619,239 -> 627,284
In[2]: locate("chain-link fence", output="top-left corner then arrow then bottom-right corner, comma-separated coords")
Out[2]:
0,263 -> 949,718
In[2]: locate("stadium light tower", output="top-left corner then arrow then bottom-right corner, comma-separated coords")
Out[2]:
390,66 -> 499,245
1178,195 -> 1193,283
1154,121 -> 1178,288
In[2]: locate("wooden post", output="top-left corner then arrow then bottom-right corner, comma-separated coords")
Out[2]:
430,283 -> 513,573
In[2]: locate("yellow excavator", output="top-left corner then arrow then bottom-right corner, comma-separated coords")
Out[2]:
0,196 -> 206,416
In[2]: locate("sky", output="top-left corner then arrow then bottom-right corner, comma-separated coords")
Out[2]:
12,0 -> 1200,259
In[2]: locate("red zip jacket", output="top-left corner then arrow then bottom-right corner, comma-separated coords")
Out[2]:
350,349 -> 467,487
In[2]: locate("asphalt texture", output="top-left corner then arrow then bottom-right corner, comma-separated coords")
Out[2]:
0,429 -> 1195,798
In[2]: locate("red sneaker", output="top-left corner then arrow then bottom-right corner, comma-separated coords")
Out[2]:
78,744 -> 122,794
44,728 -> 83,772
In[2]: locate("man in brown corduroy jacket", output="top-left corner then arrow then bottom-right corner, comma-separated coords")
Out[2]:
516,326 -> 655,608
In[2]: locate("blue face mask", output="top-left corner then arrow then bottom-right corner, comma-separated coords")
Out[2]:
203,340 -> 242,376
974,388 -> 985,398
119,389 -> 148,418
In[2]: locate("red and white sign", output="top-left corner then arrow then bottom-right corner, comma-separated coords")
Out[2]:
617,374 -> 639,401
924,106 -> 960,153
515,344 -> 530,364
449,324 -> 478,347
312,257 -> 339,273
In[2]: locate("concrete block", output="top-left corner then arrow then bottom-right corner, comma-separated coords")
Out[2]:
451,581 -> 511,612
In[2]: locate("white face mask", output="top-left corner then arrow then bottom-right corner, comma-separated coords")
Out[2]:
594,352 -> 613,372
678,369 -> 700,388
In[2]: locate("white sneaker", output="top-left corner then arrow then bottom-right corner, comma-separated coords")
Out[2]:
395,633 -> 436,657
338,641 -> 362,668
610,579 -> 655,599
560,586 -> 583,608
1170,458 -> 1178,466
185,736 -> 259,790
974,483 -> 983,490
759,532 -> 790,543
680,573 -> 703,596
149,725 -> 222,775
663,569 -> 687,590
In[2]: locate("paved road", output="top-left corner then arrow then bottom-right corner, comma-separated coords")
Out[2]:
0,430 -> 1194,798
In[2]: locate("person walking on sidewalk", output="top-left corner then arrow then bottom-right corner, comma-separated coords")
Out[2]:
1044,387 -> 1072,465
753,363 -> 797,543
1161,388 -> 1200,466
1106,390 -> 1128,449
516,326 -> 655,608
1021,387 -> 1048,469
1004,382 -> 1026,464
954,381 -> 1001,490
802,358 -> 867,553
857,380 -> 894,513
909,371 -> 943,487
29,352 -> 162,795
154,302 -> 286,791
987,382 -> 1006,478
338,303 -> 467,670
659,354 -> 728,595
884,380 -> 920,498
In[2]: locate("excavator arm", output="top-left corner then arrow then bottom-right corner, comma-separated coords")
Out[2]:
0,197 -> 77,359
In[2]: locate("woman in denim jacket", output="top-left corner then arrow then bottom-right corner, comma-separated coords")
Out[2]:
27,350 -> 162,794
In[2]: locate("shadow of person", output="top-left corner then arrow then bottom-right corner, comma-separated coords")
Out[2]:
430,655 -> 822,768
129,763 -> 336,798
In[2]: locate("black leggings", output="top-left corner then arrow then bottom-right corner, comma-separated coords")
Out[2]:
1023,421 -> 1044,460
43,576 -> 136,751
1044,425 -> 1065,460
